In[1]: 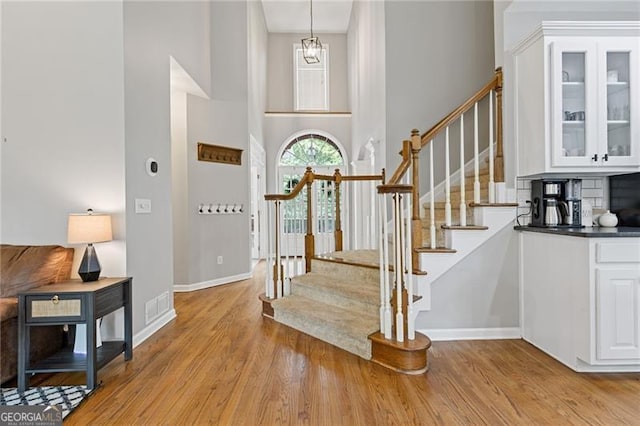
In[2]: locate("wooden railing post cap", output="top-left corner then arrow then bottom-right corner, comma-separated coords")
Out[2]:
334,168 -> 342,184
411,129 -> 419,136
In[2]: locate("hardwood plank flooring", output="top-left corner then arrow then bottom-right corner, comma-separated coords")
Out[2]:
32,262 -> 640,425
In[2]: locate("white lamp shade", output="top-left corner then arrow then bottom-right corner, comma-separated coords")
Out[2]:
67,213 -> 113,244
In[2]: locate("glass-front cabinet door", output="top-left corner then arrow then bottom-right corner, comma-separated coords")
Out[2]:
598,39 -> 639,166
551,41 -> 598,167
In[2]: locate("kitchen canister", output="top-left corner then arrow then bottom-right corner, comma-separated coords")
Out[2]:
599,210 -> 618,227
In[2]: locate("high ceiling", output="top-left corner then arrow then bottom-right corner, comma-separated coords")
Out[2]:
261,0 -> 354,34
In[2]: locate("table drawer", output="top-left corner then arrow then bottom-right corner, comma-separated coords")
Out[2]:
26,294 -> 85,323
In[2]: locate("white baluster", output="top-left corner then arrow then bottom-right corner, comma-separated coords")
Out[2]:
459,114 -> 467,227
327,182 -> 331,251
378,195 -> 385,334
301,193 -> 306,275
311,180 -> 317,256
394,194 -> 404,342
294,196 -> 300,275
405,182 -> 415,340
429,142 -> 436,249
444,127 -> 452,227
266,201 -> 273,298
382,193 -> 392,338
276,201 -> 283,298
370,180 -> 376,249
283,200 -> 291,296
489,90 -> 496,203
474,102 -> 480,204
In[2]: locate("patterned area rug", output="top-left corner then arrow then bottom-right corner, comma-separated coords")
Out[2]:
0,386 -> 93,419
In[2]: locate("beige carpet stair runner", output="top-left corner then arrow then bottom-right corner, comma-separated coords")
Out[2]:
271,252 -> 381,359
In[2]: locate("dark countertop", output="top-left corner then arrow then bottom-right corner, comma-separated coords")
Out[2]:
514,225 -> 640,238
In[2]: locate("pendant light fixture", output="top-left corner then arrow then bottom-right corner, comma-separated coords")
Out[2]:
301,0 -> 322,64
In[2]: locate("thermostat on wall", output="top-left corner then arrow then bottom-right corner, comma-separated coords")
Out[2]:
146,158 -> 158,176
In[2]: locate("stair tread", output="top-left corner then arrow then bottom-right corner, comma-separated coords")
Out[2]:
441,225 -> 489,230
415,247 -> 457,253
291,272 -> 379,305
272,294 -> 379,359
469,202 -> 519,207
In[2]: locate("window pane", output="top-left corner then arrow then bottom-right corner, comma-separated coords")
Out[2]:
295,47 -> 328,111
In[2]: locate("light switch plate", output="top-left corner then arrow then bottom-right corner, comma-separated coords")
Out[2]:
135,198 -> 151,214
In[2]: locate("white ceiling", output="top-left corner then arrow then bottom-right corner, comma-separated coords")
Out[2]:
261,0 -> 354,34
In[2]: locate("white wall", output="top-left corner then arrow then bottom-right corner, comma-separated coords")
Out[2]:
1,1 -> 126,278
186,95 -> 250,282
267,33 -> 349,112
123,0 -> 213,332
248,1 -> 268,149
416,226 -> 520,330
347,0 -> 386,171
384,1 -> 495,179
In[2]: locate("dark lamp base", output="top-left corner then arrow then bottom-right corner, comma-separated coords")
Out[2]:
79,244 -> 101,283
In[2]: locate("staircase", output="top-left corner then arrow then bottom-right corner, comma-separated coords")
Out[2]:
262,68 -> 508,374
271,254 -> 380,360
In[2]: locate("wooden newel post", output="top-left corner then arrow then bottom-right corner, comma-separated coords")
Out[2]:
333,169 -> 343,252
411,129 -> 422,271
304,167 -> 315,273
494,67 -> 505,183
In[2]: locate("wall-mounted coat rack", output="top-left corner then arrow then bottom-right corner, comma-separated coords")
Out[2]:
198,203 -> 244,215
197,142 -> 243,166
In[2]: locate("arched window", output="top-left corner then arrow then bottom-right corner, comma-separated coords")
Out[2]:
278,133 -> 346,194
277,133 -> 346,237
280,134 -> 343,167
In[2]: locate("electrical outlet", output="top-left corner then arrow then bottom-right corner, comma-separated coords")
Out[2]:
217,256 -> 223,265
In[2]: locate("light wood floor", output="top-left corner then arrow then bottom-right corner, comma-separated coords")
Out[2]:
36,262 -> 640,425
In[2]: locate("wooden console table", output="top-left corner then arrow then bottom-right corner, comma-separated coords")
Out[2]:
17,277 -> 132,391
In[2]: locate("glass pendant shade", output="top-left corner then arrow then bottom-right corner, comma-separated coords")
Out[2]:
302,36 -> 322,64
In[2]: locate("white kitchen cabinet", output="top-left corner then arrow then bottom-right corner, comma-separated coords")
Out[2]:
512,22 -> 640,176
520,231 -> 640,372
596,268 -> 640,360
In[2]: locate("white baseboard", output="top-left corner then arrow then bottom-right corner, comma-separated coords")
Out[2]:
133,309 -> 177,348
418,327 -> 521,341
173,272 -> 252,293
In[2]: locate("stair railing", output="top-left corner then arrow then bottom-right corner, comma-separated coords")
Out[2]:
377,67 -> 503,343
264,167 -> 384,300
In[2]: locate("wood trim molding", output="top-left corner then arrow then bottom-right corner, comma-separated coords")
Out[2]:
197,142 -> 243,166
369,331 -> 432,375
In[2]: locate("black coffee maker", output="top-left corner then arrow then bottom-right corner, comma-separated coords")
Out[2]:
530,179 -> 582,227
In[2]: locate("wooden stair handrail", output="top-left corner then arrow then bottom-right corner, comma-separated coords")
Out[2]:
421,68 -> 502,146
380,139 -> 412,187
265,167 -> 385,201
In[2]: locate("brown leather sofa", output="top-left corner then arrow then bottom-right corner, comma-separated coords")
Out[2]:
1,244 -> 74,384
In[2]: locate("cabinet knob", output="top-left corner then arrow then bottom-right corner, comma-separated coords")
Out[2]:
591,154 -> 598,162
51,295 -> 59,305
603,153 -> 609,162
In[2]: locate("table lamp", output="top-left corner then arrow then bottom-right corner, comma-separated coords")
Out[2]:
67,209 -> 112,282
